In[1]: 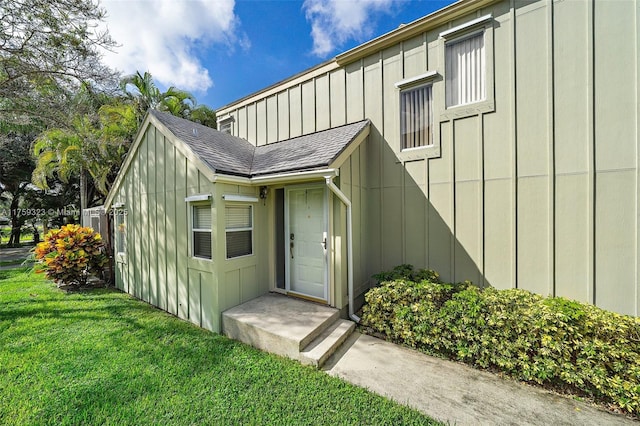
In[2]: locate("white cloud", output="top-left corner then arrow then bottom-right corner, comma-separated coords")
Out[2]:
303,0 -> 398,57
99,0 -> 247,93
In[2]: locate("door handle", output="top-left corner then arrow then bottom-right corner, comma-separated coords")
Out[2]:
322,237 -> 327,250
290,241 -> 294,259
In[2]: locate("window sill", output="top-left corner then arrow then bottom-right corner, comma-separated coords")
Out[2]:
225,253 -> 254,261
441,99 -> 495,121
188,256 -> 213,271
398,144 -> 441,162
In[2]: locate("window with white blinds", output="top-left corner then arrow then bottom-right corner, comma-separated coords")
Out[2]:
225,205 -> 253,258
192,204 -> 212,259
445,32 -> 486,107
115,210 -> 126,255
400,84 -> 433,149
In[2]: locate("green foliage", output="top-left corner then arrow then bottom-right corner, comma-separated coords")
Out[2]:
373,264 -> 441,284
361,268 -> 640,414
34,224 -> 107,286
0,0 -> 118,129
121,71 -> 217,128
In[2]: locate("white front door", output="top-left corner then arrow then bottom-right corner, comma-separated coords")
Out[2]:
285,185 -> 328,301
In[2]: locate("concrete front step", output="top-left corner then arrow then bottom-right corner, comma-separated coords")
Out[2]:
299,319 -> 356,367
222,293 -> 355,368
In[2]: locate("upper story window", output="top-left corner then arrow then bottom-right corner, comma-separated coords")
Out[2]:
192,204 -> 212,259
218,115 -> 234,134
400,84 -> 433,149
445,31 -> 485,108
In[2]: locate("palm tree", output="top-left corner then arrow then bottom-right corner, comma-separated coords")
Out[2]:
120,71 -> 216,129
32,100 -> 136,212
120,71 -> 162,121
189,104 -> 217,129
159,87 -> 196,118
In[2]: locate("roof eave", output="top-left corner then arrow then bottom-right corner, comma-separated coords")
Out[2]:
327,121 -> 370,170
336,0 -> 501,66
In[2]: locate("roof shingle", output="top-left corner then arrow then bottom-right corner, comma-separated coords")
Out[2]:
150,110 -> 369,178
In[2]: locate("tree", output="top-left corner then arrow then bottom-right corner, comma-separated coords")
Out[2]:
0,0 -> 118,130
159,87 -> 196,118
188,104 -> 217,129
0,132 -> 36,245
120,71 -> 162,122
31,99 -> 136,211
121,71 -> 216,128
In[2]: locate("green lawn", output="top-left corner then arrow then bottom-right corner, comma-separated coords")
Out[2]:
0,268 -> 440,426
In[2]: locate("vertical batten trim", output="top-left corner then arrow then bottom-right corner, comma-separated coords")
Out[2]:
327,72 -> 332,129
510,0 -> 519,290
424,31 -> 430,269
548,0 -> 556,297
636,0 -> 640,315
587,0 -> 596,306
480,114 -> 486,286
173,145 -> 179,313
451,121 -> 456,280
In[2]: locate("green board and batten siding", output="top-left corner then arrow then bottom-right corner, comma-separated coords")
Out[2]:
217,0 -> 640,316
114,124 -> 218,331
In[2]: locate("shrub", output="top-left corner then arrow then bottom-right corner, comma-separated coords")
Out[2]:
361,268 -> 640,415
34,224 -> 107,287
372,264 -> 441,284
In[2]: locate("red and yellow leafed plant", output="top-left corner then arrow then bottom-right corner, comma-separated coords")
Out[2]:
34,224 -> 108,287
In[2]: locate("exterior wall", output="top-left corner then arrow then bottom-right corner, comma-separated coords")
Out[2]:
218,0 -> 640,316
213,183 -> 269,324
334,144 -> 368,309
113,124 -> 218,331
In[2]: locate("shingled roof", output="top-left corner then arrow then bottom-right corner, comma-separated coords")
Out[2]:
150,110 -> 369,178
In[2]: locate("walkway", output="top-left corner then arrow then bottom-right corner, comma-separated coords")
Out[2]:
0,245 -> 34,270
323,332 -> 634,425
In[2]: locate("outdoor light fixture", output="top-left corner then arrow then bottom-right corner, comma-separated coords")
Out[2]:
259,186 -> 268,200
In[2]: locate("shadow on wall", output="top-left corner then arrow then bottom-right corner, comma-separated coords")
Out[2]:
367,125 -> 490,289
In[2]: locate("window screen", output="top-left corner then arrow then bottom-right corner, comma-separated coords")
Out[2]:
192,204 -> 212,259
115,210 -> 126,254
226,205 -> 252,258
400,84 -> 433,149
446,32 -> 486,107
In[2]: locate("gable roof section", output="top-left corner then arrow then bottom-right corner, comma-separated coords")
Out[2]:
150,110 -> 255,177
152,110 -> 369,178
251,120 -> 369,176
106,110 -> 370,208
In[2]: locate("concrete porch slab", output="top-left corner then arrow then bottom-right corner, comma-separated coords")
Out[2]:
222,293 -> 340,360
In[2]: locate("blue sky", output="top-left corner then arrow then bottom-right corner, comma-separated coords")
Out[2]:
100,0 -> 455,110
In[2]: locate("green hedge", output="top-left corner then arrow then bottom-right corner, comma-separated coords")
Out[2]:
361,265 -> 640,414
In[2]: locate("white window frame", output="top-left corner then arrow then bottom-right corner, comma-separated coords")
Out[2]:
190,203 -> 212,260
400,83 -> 434,150
395,71 -> 441,161
218,115 -> 234,134
113,205 -> 127,259
439,14 -> 495,120
225,203 -> 254,260
445,31 -> 486,108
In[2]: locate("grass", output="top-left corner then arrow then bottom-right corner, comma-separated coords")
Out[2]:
0,226 -> 41,245
0,259 -> 34,267
0,268 -> 441,426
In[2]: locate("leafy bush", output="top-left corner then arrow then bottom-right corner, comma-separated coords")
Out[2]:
34,224 -> 107,287
361,268 -> 640,415
372,264 -> 441,284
